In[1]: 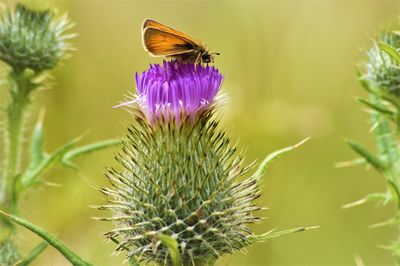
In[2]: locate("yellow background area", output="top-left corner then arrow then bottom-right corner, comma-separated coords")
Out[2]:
1,0 -> 400,265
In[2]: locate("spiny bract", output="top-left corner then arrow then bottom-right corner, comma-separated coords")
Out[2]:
364,30 -> 400,96
101,111 -> 260,265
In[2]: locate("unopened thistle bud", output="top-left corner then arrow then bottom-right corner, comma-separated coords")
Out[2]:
364,30 -> 400,96
102,61 -> 262,265
0,3 -> 74,73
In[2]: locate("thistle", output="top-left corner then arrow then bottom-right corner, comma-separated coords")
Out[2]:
342,27 -> 400,263
0,2 -> 75,214
0,2 -> 119,265
101,61 -> 312,265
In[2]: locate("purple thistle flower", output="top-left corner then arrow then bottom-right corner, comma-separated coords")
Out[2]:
131,61 -> 223,124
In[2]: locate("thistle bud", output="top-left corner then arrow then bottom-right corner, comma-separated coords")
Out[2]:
102,61 -> 261,265
364,30 -> 400,96
0,3 -> 74,73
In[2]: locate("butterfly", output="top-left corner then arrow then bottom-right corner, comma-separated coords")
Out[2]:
142,19 -> 219,64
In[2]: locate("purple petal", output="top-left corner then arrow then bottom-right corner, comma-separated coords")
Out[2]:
134,61 -> 223,123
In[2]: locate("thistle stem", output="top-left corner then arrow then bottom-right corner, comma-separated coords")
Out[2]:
369,94 -> 400,264
1,71 -> 34,215
370,95 -> 400,193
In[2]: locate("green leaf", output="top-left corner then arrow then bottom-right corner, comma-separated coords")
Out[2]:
20,134 -> 85,188
62,138 -> 121,169
358,78 -> 400,112
252,137 -> 310,180
346,139 -> 386,173
247,226 -> 319,244
0,211 -> 92,266
158,234 -> 181,266
21,133 -> 121,187
357,98 -> 396,117
27,109 -> 46,170
17,241 -> 48,266
379,42 -> 400,64
381,91 -> 400,111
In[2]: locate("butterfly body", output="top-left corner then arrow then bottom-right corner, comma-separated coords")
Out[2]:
142,19 -> 218,64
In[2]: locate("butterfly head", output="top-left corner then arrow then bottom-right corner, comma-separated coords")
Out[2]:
201,51 -> 220,64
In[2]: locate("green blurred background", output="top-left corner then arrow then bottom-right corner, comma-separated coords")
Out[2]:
2,0 -> 400,265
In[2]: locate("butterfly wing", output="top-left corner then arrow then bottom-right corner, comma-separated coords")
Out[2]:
142,27 -> 197,57
142,19 -> 195,42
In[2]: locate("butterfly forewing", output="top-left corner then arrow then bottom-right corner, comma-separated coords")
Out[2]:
142,19 -> 195,43
143,28 -> 196,56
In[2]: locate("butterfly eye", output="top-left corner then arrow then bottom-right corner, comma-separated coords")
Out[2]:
202,54 -> 211,63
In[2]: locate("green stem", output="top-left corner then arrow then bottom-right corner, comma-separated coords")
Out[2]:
369,94 -> 400,264
0,71 -> 34,215
370,95 -> 400,193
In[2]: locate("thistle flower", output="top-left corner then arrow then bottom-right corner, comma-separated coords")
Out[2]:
102,61 -> 262,265
0,3 -> 74,73
125,61 -> 223,124
364,30 -> 400,96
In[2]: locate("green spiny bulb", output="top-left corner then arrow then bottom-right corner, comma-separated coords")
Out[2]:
102,62 -> 261,265
0,3 -> 74,73
0,238 -> 20,266
364,30 -> 400,96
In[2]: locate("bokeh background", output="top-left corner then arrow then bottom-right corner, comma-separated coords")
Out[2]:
1,0 -> 400,265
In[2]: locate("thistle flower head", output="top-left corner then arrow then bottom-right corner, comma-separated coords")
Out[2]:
0,3 -> 75,73
103,62 -> 262,265
363,30 -> 400,96
128,61 -> 223,124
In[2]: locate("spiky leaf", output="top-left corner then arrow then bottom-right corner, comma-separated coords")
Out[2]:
346,139 -> 386,173
379,42 -> 400,64
0,211 -> 92,266
252,138 -> 309,181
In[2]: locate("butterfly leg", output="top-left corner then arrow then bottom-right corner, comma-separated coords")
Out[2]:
194,53 -> 202,71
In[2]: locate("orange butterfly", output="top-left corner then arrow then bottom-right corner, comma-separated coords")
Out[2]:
142,19 -> 219,64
